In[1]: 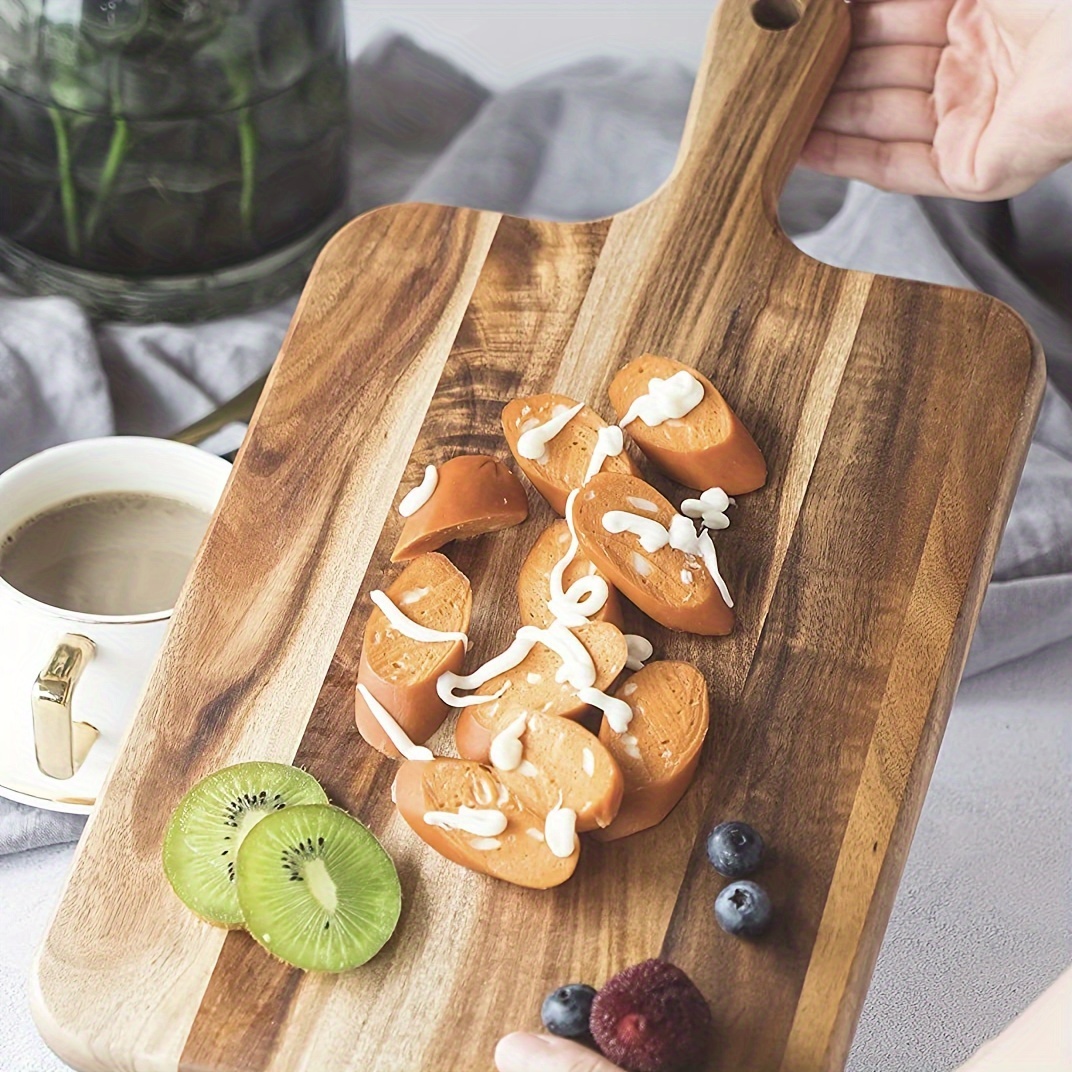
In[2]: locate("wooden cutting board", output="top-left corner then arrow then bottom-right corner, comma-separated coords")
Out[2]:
33,2 -> 1044,1070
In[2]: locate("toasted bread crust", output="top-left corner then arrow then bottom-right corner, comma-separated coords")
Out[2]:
609,354 -> 766,494
502,394 -> 640,515
393,455 -> 528,562
355,553 -> 472,757
573,472 -> 735,635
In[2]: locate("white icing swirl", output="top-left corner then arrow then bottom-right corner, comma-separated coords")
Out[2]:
371,589 -> 470,652
681,486 -> 733,531
423,807 -> 508,837
579,686 -> 633,733
583,424 -> 625,484
489,713 -> 528,772
668,514 -> 733,608
544,805 -> 578,858
619,370 -> 704,428
356,683 -> 434,761
516,402 -> 584,462
547,489 -> 610,627
398,465 -> 438,516
602,510 -> 670,553
624,634 -> 653,671
601,509 -> 733,609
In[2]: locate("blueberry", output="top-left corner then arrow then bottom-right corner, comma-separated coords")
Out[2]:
706,821 -> 765,878
541,983 -> 597,1038
715,880 -> 772,937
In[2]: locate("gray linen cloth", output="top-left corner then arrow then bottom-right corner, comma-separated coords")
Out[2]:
0,34 -> 1069,1071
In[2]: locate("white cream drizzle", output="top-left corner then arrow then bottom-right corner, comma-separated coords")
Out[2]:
526,672 -> 543,684
624,634 -> 653,671
399,586 -> 430,606
371,589 -> 470,652
516,401 -> 584,462
631,552 -> 652,577
423,807 -> 507,837
668,515 -> 734,608
547,489 -> 610,627
583,424 -> 625,484
579,686 -> 633,733
603,510 -> 670,553
601,509 -> 733,609
517,759 -> 540,778
398,465 -> 438,516
619,370 -> 704,428
681,487 -> 733,531
489,713 -> 528,772
526,827 -> 545,842
437,607 -> 629,735
620,734 -> 642,760
544,805 -> 578,858
356,683 -> 434,761
470,837 -> 502,851
582,747 -> 595,777
626,495 -> 659,514
681,569 -> 693,584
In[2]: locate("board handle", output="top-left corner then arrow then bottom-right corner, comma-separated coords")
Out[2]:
672,0 -> 850,224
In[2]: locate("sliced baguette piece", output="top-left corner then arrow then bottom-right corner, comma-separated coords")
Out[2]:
394,759 -> 579,889
573,472 -> 735,635
502,393 -> 640,515
392,455 -> 528,562
517,519 -> 625,630
452,620 -> 629,752
609,353 -> 766,494
455,708 -> 623,831
593,661 -> 709,841
355,553 -> 471,757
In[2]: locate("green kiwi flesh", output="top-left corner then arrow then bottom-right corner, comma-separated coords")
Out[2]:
236,804 -> 402,972
163,762 -> 328,927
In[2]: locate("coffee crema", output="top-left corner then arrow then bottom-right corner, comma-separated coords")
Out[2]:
0,491 -> 211,615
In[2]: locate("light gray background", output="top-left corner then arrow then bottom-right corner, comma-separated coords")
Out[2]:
344,1 -> 713,88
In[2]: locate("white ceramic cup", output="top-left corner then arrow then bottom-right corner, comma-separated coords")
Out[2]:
0,437 -> 230,814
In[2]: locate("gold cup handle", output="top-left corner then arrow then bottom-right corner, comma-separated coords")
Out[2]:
32,635 -> 99,780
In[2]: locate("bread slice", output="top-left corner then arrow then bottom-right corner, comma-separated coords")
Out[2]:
517,519 -> 624,630
455,708 -> 623,831
452,620 -> 629,755
392,454 -> 528,562
593,661 -> 709,841
573,472 -> 735,635
502,393 -> 640,515
609,353 -> 766,494
355,553 -> 472,757
395,758 -> 579,889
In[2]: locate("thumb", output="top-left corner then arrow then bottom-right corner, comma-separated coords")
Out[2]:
495,1032 -> 622,1072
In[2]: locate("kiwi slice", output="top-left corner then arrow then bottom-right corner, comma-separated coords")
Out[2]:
163,762 -> 328,927
236,804 -> 402,972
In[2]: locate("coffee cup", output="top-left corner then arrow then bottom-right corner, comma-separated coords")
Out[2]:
0,437 -> 230,813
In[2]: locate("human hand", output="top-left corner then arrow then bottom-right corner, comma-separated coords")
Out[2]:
495,1033 -> 623,1071
801,0 -> 1072,199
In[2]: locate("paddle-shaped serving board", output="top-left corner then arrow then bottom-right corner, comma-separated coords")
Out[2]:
33,1 -> 1043,1069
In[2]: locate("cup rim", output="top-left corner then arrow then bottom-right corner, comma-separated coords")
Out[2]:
0,436 -> 231,625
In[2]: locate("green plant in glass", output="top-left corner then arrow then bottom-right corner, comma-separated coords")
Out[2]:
0,0 -> 348,282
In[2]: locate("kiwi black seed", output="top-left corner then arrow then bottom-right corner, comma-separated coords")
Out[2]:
162,762 -> 328,927
235,804 -> 402,972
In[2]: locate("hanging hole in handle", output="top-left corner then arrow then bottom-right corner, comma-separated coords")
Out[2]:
751,0 -> 803,31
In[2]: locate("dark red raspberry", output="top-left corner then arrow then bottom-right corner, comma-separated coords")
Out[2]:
589,959 -> 713,1072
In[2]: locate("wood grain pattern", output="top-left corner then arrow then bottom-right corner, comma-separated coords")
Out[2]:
32,2 -> 1044,1070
